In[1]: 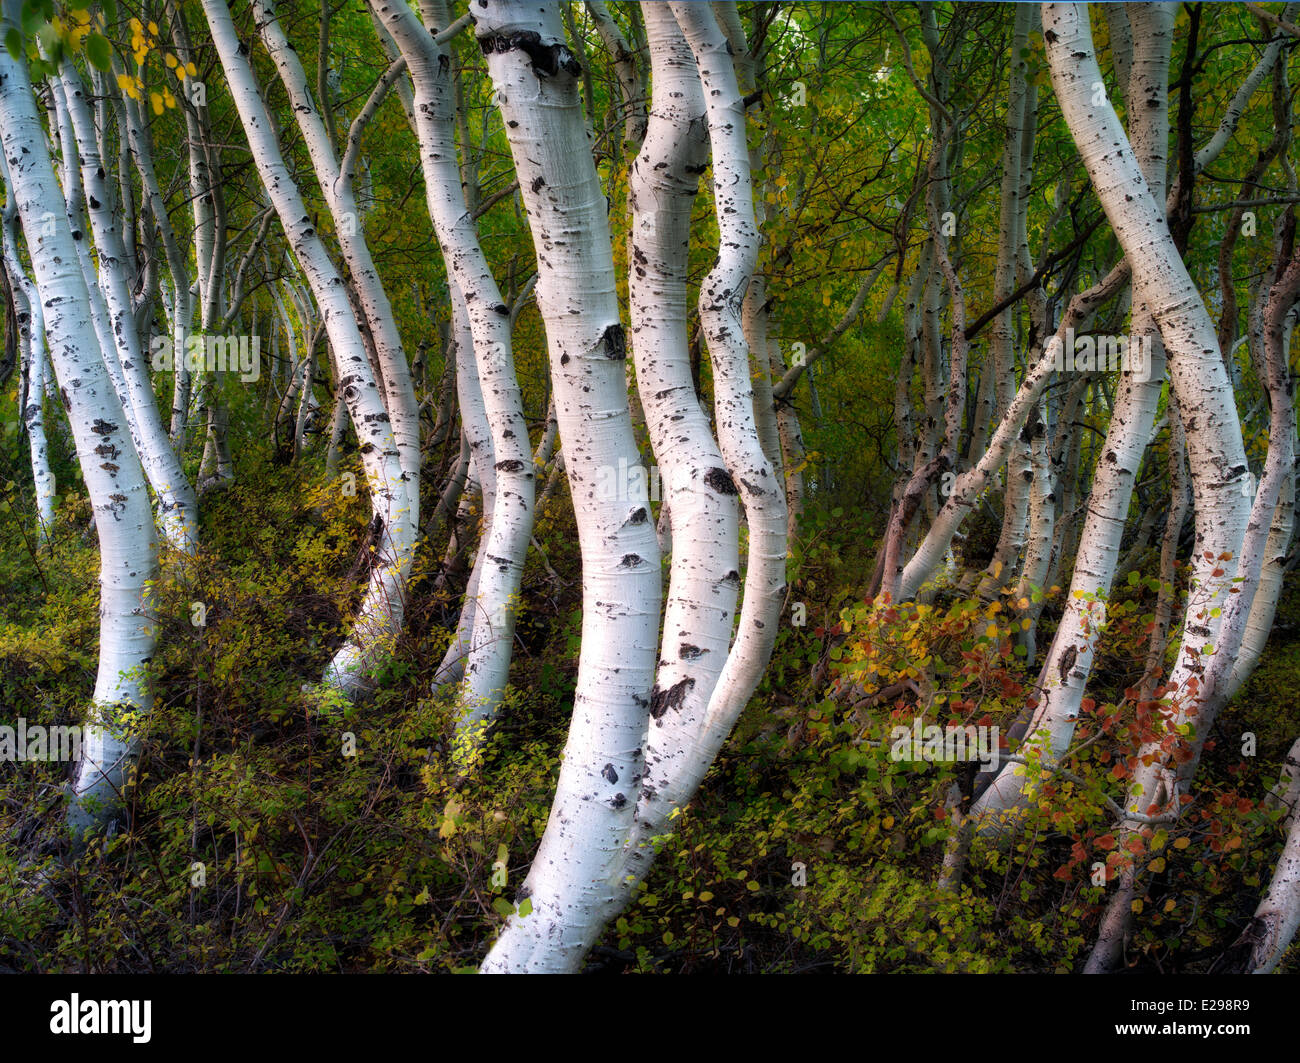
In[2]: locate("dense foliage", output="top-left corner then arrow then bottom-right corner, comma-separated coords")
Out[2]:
2,0 -> 1300,973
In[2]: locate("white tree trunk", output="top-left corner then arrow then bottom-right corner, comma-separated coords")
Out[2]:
0,17 -> 159,840
974,2 -> 1174,826
254,0 -> 421,496
1032,1 -> 1251,970
605,0 -> 740,919
474,1 -> 660,973
58,61 -> 198,554
0,166 -> 54,541
658,0 -> 787,829
432,281 -> 497,695
369,0 -> 536,767
973,2 -> 1035,602
1222,738 -> 1300,971
113,79 -> 193,458
202,0 -> 416,699
1237,797 -> 1300,972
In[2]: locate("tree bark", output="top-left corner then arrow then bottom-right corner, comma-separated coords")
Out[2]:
474,2 -> 660,973
0,13 -> 159,841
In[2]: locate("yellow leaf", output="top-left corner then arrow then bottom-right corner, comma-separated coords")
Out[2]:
438,797 -> 461,839
150,92 -> 164,116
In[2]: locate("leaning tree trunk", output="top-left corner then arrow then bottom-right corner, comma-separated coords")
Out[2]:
973,1 -> 1035,603
974,1 -> 1173,830
473,1 -> 661,974
168,0 -> 233,487
112,73 -> 194,459
202,0 -> 416,700
254,0 -> 421,498
370,0 -> 536,768
600,0 -> 740,927
1220,738 -> 1300,972
1101,234 -> 1300,972
640,0 -> 788,855
58,59 -> 198,554
0,13 -> 159,841
432,281 -> 497,695
0,167 -> 54,542
1033,0 -> 1251,971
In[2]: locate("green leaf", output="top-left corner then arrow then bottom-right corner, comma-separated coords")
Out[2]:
36,20 -> 58,59
491,897 -> 514,918
85,32 -> 111,72
4,28 -> 20,60
20,2 -> 42,38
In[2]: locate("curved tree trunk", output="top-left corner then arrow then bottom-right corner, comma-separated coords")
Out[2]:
0,16 -> 159,841
0,171 -> 54,542
370,0 -> 536,768
202,0 -> 416,700
975,2 -> 1173,829
602,0 -> 739,925
474,1 -> 661,973
660,0 -> 787,820
58,60 -> 198,554
253,0 -> 421,498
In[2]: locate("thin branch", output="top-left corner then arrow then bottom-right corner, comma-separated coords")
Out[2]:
338,56 -> 408,201
1244,2 -> 1300,39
